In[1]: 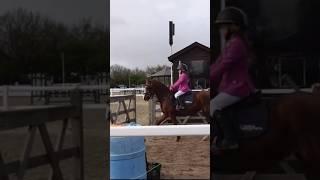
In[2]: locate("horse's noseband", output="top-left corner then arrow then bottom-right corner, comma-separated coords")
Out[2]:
144,86 -> 154,100
144,92 -> 151,98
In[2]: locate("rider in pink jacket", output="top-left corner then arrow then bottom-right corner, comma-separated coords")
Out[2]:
211,7 -> 256,151
170,63 -> 191,110
210,33 -> 255,97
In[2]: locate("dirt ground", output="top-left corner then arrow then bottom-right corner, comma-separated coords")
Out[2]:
111,96 -> 210,179
146,136 -> 209,179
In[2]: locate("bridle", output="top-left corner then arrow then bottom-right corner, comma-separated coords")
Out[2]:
144,84 -> 155,100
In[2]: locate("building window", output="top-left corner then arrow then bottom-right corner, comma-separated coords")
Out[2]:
194,78 -> 208,89
190,60 -> 206,76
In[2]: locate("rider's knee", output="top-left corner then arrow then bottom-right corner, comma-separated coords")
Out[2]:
213,110 -> 223,120
210,103 -> 221,118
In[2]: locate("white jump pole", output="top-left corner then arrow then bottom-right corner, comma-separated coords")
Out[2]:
110,124 -> 210,137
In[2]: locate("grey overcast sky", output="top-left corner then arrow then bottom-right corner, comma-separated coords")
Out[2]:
110,0 -> 210,69
0,0 -> 106,26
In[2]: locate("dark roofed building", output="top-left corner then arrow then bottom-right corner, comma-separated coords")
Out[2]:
168,42 -> 210,89
149,66 -> 171,86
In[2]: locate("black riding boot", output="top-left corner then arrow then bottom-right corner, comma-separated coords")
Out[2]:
176,96 -> 184,110
214,110 -> 239,150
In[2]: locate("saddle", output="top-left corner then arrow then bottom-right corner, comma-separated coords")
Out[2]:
214,90 -> 270,140
181,91 -> 193,104
171,91 -> 193,107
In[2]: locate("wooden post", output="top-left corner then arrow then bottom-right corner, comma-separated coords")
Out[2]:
115,99 -> 121,122
70,89 -> 84,180
105,99 -> 110,122
0,152 -> 9,180
3,86 -> 8,110
133,90 -> 137,123
121,100 -> 130,122
17,126 -> 36,180
49,119 -> 68,180
148,97 -> 156,125
148,98 -> 153,125
38,124 -> 64,180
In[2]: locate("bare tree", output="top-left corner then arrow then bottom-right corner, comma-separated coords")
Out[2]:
0,8 -> 106,84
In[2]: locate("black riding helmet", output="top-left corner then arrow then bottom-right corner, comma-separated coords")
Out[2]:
177,63 -> 188,72
215,7 -> 248,29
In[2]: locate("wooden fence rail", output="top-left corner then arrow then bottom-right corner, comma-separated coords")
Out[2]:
0,90 -> 83,180
110,88 -> 145,96
110,92 -> 136,124
0,85 -> 108,108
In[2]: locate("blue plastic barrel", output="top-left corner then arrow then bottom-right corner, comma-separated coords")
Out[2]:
110,123 -> 147,179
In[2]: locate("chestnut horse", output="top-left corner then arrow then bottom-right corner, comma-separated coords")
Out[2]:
211,90 -> 320,179
143,79 -> 210,125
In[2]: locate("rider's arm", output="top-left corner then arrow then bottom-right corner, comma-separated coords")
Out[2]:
210,38 -> 246,82
171,73 -> 186,91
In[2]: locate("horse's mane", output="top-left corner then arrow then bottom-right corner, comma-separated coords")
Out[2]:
150,79 -> 170,93
149,79 -> 171,100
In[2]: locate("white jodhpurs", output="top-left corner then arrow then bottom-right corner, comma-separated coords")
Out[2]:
174,90 -> 186,99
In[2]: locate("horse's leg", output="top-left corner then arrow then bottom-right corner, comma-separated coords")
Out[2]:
200,97 -> 210,141
298,136 -> 320,180
155,114 -> 168,125
201,113 -> 210,141
201,111 -> 211,141
168,112 -> 181,142
201,136 -> 209,141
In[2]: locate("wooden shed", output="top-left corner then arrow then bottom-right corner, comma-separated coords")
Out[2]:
168,42 -> 210,89
149,66 -> 171,87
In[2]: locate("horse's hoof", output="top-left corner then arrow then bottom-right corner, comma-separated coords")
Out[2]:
176,136 -> 181,142
159,119 -> 168,125
201,136 -> 209,141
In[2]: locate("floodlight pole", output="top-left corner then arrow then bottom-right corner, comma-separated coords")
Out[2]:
169,21 -> 175,85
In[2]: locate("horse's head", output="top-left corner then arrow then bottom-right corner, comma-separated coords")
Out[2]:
144,79 -> 155,101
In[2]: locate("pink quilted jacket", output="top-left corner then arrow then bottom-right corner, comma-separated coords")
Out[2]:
170,72 -> 190,93
210,34 -> 255,97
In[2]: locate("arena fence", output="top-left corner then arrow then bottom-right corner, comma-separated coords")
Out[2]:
0,90 -> 84,180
